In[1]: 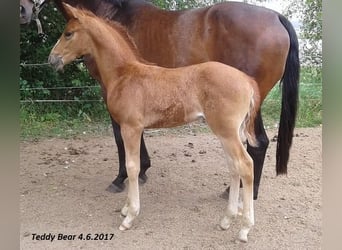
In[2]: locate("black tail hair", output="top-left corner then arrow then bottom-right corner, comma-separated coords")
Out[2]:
276,14 -> 300,175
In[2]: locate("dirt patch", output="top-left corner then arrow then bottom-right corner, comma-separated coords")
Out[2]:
20,127 -> 322,249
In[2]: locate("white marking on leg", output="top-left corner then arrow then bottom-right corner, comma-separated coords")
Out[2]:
119,159 -> 140,230
238,153 -> 254,243
118,127 -> 142,231
219,137 -> 240,230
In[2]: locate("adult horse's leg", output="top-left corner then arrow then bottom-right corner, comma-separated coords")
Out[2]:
221,111 -> 269,200
106,117 -> 151,193
247,111 -> 269,200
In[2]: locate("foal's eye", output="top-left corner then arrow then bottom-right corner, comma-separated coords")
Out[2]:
64,31 -> 73,39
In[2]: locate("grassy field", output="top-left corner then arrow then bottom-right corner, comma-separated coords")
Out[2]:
261,82 -> 322,128
20,67 -> 322,139
262,67 -> 322,128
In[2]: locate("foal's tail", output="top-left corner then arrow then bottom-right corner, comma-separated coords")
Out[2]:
242,80 -> 261,148
276,14 -> 300,175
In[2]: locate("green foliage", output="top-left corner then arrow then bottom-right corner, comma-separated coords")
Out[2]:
20,2 -> 104,120
262,66 -> 322,128
20,104 -> 110,139
285,0 -> 322,67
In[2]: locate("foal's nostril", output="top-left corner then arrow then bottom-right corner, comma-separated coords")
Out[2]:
48,54 -> 56,65
48,54 -> 64,71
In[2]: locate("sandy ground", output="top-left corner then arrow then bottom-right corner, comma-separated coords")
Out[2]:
20,126 -> 322,249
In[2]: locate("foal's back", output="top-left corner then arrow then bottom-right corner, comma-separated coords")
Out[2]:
108,61 -> 258,130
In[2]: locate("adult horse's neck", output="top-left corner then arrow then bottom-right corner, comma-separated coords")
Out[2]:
83,17 -> 140,87
53,0 -> 157,23
112,0 -> 156,24
53,0 -> 132,20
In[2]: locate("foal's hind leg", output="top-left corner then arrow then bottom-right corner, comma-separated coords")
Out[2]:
223,112 -> 268,200
238,150 -> 254,242
118,125 -> 143,230
219,136 -> 254,242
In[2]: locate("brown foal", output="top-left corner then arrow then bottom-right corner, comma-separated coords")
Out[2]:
49,4 -> 261,242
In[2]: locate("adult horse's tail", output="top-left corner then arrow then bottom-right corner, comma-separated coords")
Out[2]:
276,14 -> 300,175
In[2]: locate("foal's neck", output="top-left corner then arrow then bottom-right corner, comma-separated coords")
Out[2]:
87,20 -> 140,87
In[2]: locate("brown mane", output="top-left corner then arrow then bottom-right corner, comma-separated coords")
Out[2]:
77,8 -> 153,65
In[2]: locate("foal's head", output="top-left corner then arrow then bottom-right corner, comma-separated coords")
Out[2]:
48,4 -> 96,71
49,3 -> 143,71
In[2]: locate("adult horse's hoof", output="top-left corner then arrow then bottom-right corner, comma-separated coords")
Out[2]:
106,174 -> 148,193
253,189 -> 258,200
138,173 -> 148,184
219,187 -> 230,200
106,182 -> 125,193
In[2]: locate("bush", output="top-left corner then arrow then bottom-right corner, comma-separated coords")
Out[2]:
20,2 -> 106,120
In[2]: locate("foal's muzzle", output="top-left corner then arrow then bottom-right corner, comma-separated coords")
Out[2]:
48,54 -> 64,71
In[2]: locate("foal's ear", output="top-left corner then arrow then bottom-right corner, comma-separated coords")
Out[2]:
62,3 -> 80,20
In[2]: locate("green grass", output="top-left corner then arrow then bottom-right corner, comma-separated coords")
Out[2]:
262,67 -> 322,128
20,67 -> 322,139
262,82 -> 322,128
20,114 -> 112,139
20,102 -> 112,139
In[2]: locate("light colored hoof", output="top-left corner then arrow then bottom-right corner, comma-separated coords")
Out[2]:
119,221 -> 132,231
238,229 -> 249,243
219,216 -> 231,230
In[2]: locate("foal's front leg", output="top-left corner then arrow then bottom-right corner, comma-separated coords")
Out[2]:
118,125 -> 143,231
107,117 -> 151,193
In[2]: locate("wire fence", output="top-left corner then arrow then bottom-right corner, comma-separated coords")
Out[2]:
19,82 -> 322,104
20,84 -> 103,103
19,58 -> 84,68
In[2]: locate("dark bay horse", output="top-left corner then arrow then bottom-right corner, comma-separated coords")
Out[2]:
49,4 -> 261,242
23,0 -> 300,199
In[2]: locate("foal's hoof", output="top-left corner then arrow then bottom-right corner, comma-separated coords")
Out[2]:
106,182 -> 125,193
219,216 -> 231,230
139,173 -> 148,184
219,187 -> 230,200
238,229 -> 249,243
119,222 -> 132,231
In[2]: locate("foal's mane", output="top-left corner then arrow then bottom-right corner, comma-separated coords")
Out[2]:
77,7 -> 151,64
